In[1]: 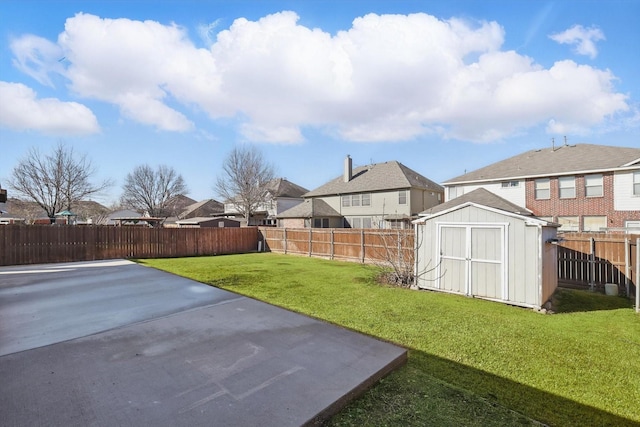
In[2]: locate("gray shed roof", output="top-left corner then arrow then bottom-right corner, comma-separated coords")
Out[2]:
277,199 -> 341,218
420,188 -> 532,217
445,143 -> 640,184
304,161 -> 443,197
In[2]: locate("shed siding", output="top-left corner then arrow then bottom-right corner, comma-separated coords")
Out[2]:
417,204 -> 555,308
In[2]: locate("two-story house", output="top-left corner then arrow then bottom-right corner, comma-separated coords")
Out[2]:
278,156 -> 443,229
224,178 -> 308,226
443,143 -> 640,232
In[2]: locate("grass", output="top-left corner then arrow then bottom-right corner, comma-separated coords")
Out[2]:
139,253 -> 640,426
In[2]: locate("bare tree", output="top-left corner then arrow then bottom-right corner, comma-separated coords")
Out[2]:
8,143 -> 112,223
120,164 -> 188,217
214,146 -> 275,224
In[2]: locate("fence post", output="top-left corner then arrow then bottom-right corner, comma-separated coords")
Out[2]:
589,237 -> 595,291
308,228 -> 312,257
283,228 -> 287,254
625,237 -> 631,298
361,229 -> 365,263
636,238 -> 639,313
330,229 -> 334,260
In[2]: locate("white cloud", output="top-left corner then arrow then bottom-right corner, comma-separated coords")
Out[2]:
10,35 -> 65,87
549,25 -> 605,59
0,81 -> 99,135
8,12 -> 629,143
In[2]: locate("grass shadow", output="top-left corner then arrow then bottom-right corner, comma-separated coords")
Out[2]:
551,287 -> 634,313
327,349 -> 638,427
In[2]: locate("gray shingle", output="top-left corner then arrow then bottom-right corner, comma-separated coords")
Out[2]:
445,144 -> 640,184
277,199 -> 341,218
420,188 -> 531,216
304,161 -> 443,197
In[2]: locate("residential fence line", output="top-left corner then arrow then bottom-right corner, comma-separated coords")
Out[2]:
0,225 -> 259,266
258,227 -> 414,265
557,232 -> 638,297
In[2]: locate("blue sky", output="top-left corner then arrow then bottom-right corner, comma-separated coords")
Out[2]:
1,0 -> 638,205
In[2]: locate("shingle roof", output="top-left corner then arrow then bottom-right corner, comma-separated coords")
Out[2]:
304,161 -> 443,197
445,144 -> 640,184
266,178 -> 309,198
277,199 -> 341,218
420,188 -> 532,216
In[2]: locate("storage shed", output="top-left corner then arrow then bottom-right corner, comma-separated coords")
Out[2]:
414,188 -> 559,309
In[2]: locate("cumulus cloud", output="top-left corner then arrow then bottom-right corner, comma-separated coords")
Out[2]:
0,81 -> 99,135
8,11 -> 629,143
549,25 -> 605,59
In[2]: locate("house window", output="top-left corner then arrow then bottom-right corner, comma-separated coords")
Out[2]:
583,216 -> 607,232
534,179 -> 550,200
558,176 -> 576,199
352,194 -> 361,207
448,186 -> 461,200
341,196 -> 351,207
398,190 -> 407,205
557,216 -> 579,232
585,174 -> 603,197
633,171 -> 640,196
362,217 -> 372,228
313,218 -> 329,228
350,218 -> 361,228
361,193 -> 371,206
501,181 -> 519,188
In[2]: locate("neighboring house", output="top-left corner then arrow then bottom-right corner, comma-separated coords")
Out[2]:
0,201 -> 25,225
99,209 -> 143,226
164,199 -> 225,227
178,199 -> 224,220
443,143 -> 640,232
175,217 -> 241,228
224,178 -> 308,226
280,156 -> 443,229
2,198 -> 109,225
414,188 -> 558,309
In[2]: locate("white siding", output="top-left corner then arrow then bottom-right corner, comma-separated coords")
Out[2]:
416,204 -> 557,309
445,182 -> 526,207
614,170 -> 640,211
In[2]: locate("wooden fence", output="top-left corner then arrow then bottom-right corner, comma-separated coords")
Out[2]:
0,225 -> 259,266
258,227 -> 414,265
558,233 -> 638,297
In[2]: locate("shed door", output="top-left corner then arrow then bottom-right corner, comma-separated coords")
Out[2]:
437,224 -> 506,300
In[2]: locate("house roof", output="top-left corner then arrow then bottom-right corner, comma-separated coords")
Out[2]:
179,199 -> 224,219
176,216 -> 240,225
444,143 -> 640,184
277,199 -> 341,218
265,178 -> 309,198
419,188 -> 532,217
304,161 -> 443,197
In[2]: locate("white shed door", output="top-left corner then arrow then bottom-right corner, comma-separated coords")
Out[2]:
437,224 -> 506,300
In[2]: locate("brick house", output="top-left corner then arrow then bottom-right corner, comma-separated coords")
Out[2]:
442,143 -> 640,232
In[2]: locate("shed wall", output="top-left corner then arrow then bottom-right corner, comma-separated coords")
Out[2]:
416,205 -> 548,308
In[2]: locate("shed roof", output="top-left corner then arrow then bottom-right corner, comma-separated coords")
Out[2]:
444,143 -> 640,184
420,188 -> 532,217
305,161 -> 442,197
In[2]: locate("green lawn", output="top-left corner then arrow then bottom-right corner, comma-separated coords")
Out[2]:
139,253 -> 640,426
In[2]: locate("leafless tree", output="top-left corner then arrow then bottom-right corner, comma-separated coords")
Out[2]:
371,226 -> 442,288
8,143 -> 112,223
214,146 -> 275,224
120,164 -> 188,217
